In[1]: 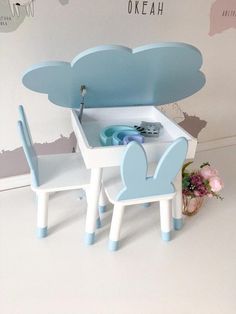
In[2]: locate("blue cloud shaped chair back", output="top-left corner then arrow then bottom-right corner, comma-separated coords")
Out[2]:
17,106 -> 39,187
117,137 -> 188,201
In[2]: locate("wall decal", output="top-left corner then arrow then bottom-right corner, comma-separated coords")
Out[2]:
58,0 -> 69,5
127,1 -> 164,16
178,112 -> 207,138
0,0 -> 31,32
160,103 -> 207,138
8,0 -> 35,17
0,132 -> 77,178
209,0 -> 236,36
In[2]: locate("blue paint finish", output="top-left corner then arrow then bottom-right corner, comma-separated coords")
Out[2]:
37,227 -> 48,238
108,240 -> 119,251
173,218 -> 183,230
96,217 -> 102,229
117,137 -> 188,201
98,205 -> 106,214
18,105 -> 33,147
161,231 -> 172,241
100,125 -> 136,146
22,43 -> 205,109
17,120 -> 39,187
112,130 -> 140,146
123,134 -> 144,145
84,232 -> 95,245
118,141 -> 148,200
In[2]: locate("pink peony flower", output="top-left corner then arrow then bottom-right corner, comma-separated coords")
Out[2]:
200,165 -> 218,179
190,174 -> 203,187
209,176 -> 224,192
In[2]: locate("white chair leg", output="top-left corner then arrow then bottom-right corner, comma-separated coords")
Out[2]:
37,191 -> 49,238
160,199 -> 172,241
173,171 -> 183,230
108,204 -> 125,251
84,186 -> 101,229
98,185 -> 108,213
85,168 -> 102,245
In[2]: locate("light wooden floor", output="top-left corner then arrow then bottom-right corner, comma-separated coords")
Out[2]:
0,145 -> 236,314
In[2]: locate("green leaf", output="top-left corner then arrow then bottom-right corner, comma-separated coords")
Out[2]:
182,177 -> 190,188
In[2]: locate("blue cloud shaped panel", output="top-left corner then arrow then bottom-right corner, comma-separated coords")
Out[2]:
22,43 -> 205,108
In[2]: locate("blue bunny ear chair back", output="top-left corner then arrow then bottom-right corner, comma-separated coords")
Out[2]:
117,137 -> 188,201
17,106 -> 39,187
18,105 -> 33,147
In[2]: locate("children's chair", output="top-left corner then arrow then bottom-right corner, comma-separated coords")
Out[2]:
103,137 -> 188,251
17,105 -> 91,238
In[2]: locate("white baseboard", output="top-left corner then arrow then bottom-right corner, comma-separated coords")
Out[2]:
197,135 -> 236,152
1,135 -> 236,191
0,174 -> 30,191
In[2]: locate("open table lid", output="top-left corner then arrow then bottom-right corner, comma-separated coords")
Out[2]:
22,43 -> 205,109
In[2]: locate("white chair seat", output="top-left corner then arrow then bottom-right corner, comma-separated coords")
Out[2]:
35,153 -> 90,192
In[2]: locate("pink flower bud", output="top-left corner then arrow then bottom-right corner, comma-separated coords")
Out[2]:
209,176 -> 224,192
200,165 -> 218,179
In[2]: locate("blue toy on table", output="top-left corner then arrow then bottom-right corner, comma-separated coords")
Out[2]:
99,125 -> 144,146
123,134 -> 144,145
99,125 -> 137,146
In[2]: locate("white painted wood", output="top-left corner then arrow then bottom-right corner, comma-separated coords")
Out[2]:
85,168 -> 103,234
24,153 -> 90,237
160,199 -> 172,233
109,204 -> 125,242
37,191 -> 49,228
172,171 -> 183,220
33,153 -> 90,193
71,106 -> 197,169
99,185 -> 108,207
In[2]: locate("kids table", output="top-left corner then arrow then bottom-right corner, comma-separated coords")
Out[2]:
22,43 -> 205,243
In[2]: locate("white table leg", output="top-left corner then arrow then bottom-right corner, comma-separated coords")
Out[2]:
99,185 -> 109,213
108,204 -> 125,251
173,170 -> 183,230
85,167 -> 103,245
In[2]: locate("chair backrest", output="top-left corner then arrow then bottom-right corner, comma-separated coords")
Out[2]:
117,137 -> 188,201
17,118 -> 39,187
18,105 -> 33,147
